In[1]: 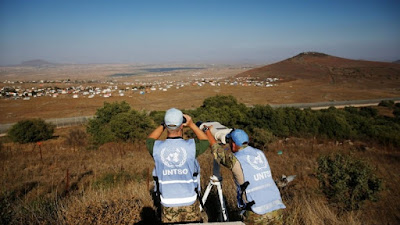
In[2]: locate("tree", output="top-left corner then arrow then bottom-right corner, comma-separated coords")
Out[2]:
8,119 -> 55,144
110,110 -> 155,142
193,95 -> 249,128
87,101 -> 154,146
94,101 -> 131,124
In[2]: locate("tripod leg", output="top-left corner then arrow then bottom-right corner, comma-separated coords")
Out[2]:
201,182 -> 213,211
216,182 -> 228,221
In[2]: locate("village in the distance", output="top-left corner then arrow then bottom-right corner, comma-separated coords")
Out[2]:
0,76 -> 280,100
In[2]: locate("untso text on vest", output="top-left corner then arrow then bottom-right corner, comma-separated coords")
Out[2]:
234,146 -> 286,214
153,139 -> 198,207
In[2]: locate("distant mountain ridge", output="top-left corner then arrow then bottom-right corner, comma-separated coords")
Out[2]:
236,52 -> 400,84
20,59 -> 56,67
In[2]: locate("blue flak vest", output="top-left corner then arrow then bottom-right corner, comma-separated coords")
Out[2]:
234,146 -> 286,215
153,139 -> 199,207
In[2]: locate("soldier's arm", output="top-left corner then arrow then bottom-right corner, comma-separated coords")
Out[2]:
148,125 -> 164,140
146,138 -> 156,156
211,143 -> 235,170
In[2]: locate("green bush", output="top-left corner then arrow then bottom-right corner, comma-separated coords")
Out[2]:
318,110 -> 354,140
317,153 -> 382,211
247,105 -> 289,136
87,101 -> 155,146
8,119 -> 55,144
393,108 -> 400,118
359,107 -> 378,118
192,95 -> 249,128
378,100 -> 395,108
94,101 -> 131,124
109,110 -> 155,142
149,110 -> 166,125
249,127 -> 275,150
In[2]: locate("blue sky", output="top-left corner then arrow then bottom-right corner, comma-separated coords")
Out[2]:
0,0 -> 399,65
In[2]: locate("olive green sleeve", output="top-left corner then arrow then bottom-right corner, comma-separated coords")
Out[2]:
146,138 -> 156,156
195,139 -> 210,157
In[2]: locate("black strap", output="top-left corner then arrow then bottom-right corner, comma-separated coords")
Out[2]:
244,201 -> 255,210
239,181 -> 256,210
240,181 -> 250,192
153,176 -> 161,196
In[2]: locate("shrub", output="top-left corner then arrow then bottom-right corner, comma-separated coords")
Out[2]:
149,110 -> 166,125
87,102 -> 155,146
94,101 -> 131,124
109,110 -> 155,142
393,107 -> 400,118
201,95 -> 241,108
317,153 -> 382,211
249,127 -> 275,150
8,119 -> 55,144
378,100 -> 395,108
318,111 -> 353,140
193,95 -> 249,128
359,107 -> 378,118
248,105 -> 289,137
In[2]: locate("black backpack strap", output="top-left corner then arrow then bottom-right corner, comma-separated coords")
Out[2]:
153,176 -> 161,197
240,181 -> 250,192
239,181 -> 256,211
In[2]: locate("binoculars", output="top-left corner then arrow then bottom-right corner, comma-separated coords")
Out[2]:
197,121 -> 232,144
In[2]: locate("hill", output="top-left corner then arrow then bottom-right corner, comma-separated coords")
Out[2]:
20,59 -> 56,67
236,52 -> 400,85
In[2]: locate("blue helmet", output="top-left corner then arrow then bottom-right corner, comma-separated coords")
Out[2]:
226,129 -> 249,147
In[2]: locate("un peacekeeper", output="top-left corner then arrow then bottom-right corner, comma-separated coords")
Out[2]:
146,108 -> 209,224
203,127 -> 285,225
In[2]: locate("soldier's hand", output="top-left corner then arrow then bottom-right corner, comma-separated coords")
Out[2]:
183,114 -> 193,127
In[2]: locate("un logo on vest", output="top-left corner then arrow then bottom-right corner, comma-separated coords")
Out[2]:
247,152 -> 268,170
160,147 -> 187,168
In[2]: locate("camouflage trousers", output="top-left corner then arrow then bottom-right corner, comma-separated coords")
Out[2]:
243,209 -> 284,225
161,200 -> 202,224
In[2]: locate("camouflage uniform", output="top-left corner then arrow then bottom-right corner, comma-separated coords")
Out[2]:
243,209 -> 284,225
161,200 -> 201,223
211,144 -> 284,225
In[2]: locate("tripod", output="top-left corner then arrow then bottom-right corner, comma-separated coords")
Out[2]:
200,160 -> 229,222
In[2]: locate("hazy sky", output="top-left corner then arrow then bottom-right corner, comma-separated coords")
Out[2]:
1,0 -> 399,65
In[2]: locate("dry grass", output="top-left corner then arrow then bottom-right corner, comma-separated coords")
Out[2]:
1,126 -> 399,224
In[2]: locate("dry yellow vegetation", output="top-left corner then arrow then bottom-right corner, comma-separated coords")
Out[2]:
1,126 -> 399,224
